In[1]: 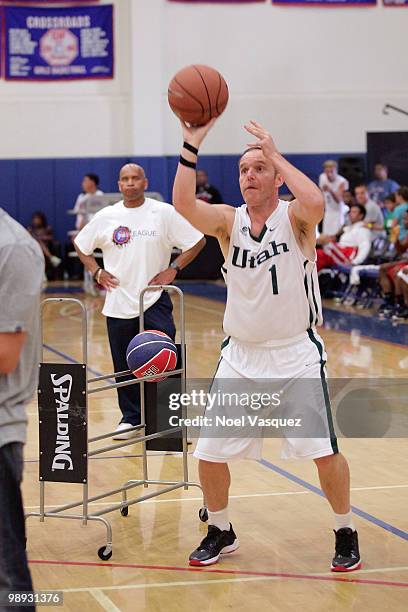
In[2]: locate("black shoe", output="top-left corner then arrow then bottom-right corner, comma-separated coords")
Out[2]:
378,302 -> 393,318
331,528 -> 361,572
392,304 -> 408,321
189,524 -> 239,567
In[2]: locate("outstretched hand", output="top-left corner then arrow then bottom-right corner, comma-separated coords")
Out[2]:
180,117 -> 217,150
244,120 -> 278,159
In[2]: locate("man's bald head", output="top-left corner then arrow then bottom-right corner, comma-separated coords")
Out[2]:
119,163 -> 146,180
118,163 -> 148,206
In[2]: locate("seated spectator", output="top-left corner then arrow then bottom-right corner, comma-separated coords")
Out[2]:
393,186 -> 408,241
383,193 -> 397,235
196,170 -> 222,204
368,163 -> 399,204
354,184 -> 385,239
73,173 -> 104,231
317,204 -> 371,272
319,160 -> 349,235
378,212 -> 408,318
343,190 -> 355,209
27,212 -> 61,278
393,266 -> 408,320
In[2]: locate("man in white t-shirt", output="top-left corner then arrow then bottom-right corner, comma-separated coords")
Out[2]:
317,204 -> 372,271
75,164 -> 205,439
73,173 -> 104,231
71,173 -> 104,294
319,160 -> 349,235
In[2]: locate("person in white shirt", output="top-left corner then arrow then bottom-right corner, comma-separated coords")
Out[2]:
73,173 -> 104,231
173,118 -> 361,573
319,160 -> 349,235
71,173 -> 104,293
317,204 -> 372,271
354,184 -> 385,240
74,164 -> 205,439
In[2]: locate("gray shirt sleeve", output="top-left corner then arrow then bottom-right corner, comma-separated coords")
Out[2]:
0,238 -> 44,448
0,243 -> 44,333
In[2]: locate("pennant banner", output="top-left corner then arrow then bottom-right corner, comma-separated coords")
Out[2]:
4,4 -> 113,81
1,1 -> 99,3
272,0 -> 376,4
383,0 -> 408,5
0,10 -> 2,77
168,1 -> 264,3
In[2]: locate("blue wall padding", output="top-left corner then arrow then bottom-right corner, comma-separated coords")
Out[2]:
0,152 -> 362,243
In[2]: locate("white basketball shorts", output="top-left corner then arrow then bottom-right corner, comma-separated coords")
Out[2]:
194,328 -> 338,462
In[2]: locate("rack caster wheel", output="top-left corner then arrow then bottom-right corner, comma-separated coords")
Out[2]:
98,546 -> 113,561
198,507 -> 208,522
120,506 -> 129,517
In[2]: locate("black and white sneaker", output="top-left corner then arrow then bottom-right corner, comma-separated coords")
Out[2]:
331,528 -> 361,572
189,524 -> 239,567
378,302 -> 393,319
392,304 -> 408,321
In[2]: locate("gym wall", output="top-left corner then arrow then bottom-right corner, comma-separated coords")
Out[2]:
0,0 -> 406,238
0,0 -> 407,158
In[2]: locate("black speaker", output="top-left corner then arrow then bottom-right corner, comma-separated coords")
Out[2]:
367,132 -> 408,186
338,156 -> 366,191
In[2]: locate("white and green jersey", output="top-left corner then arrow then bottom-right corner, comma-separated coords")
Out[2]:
222,200 -> 322,344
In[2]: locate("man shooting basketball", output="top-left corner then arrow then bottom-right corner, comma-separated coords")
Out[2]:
172,119 -> 361,572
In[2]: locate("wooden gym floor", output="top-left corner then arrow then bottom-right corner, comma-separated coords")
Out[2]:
23,284 -> 408,611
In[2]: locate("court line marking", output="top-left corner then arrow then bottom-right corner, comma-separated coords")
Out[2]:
187,296 -> 408,349
43,343 -> 106,380
61,575 -> 408,594
186,302 -> 224,317
322,313 -> 408,350
90,589 -> 121,612
23,451 -> 190,464
259,459 -> 408,541
23,491 -> 309,510
28,559 -> 408,590
23,484 -> 408,510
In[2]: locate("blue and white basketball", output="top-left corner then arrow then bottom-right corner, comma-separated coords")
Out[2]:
126,330 -> 178,382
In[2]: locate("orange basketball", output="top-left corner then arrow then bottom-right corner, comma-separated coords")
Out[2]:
168,64 -> 229,127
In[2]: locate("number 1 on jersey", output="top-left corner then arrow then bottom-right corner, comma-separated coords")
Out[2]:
269,264 -> 279,295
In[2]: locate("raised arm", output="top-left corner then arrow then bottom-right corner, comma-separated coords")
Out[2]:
172,120 -> 234,238
245,121 -> 324,229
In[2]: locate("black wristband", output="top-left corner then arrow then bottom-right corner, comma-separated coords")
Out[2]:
93,267 -> 101,281
183,141 -> 199,155
170,261 -> 181,274
179,155 -> 197,170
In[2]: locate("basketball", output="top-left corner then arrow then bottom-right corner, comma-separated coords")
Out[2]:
168,64 -> 229,126
126,330 -> 178,382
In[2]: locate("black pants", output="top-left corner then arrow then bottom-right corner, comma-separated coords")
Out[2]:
0,443 -> 34,612
106,292 -> 176,425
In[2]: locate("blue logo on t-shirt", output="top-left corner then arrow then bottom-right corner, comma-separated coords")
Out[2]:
112,226 -> 131,246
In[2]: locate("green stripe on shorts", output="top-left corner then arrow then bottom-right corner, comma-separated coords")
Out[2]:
307,328 -> 338,454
